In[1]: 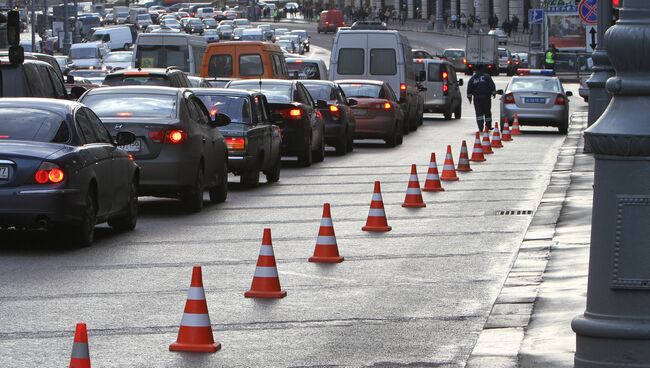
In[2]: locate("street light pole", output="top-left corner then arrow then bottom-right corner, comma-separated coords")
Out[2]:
30,0 -> 35,50
63,0 -> 71,53
572,1 -> 650,367
586,0 -> 614,127
529,0 -> 543,68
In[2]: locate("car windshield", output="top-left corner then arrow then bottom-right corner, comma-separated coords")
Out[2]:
103,73 -> 170,86
509,77 -> 560,93
189,19 -> 202,26
218,25 -> 232,31
0,109 -> 70,143
204,19 -> 217,25
104,53 -> 132,62
443,50 -> 464,58
338,83 -> 381,98
82,93 -> 177,118
302,84 -> 334,101
70,70 -> 106,78
135,44 -> 189,71
70,47 -> 99,59
499,50 -> 508,57
197,94 -> 249,124
230,82 -> 292,103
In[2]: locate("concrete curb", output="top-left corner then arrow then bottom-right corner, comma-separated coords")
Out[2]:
464,112 -> 588,368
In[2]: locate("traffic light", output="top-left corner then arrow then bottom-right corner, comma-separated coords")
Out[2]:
613,0 -> 622,8
7,10 -> 20,46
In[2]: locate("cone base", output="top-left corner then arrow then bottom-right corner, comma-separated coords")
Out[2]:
502,137 -> 513,141
511,132 -> 521,135
457,167 -> 472,172
470,158 -> 486,162
422,187 -> 444,192
440,177 -> 459,181
362,225 -> 392,232
402,202 -> 426,208
483,151 -> 494,154
169,341 -> 221,353
491,144 -> 503,148
244,289 -> 287,299
309,256 -> 344,263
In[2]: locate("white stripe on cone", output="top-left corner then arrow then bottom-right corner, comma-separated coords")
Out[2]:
254,266 -> 279,278
443,164 -> 455,170
368,208 -> 386,217
259,245 -> 274,256
316,235 -> 337,245
320,217 -> 333,227
371,194 -> 383,201
180,312 -> 212,327
426,174 -> 440,180
409,175 -> 418,181
187,287 -> 206,300
406,188 -> 422,195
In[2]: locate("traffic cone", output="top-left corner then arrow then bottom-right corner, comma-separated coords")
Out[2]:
309,203 -> 344,263
470,132 -> 486,162
482,124 -> 494,154
170,265 -> 221,353
502,117 -> 513,141
402,164 -> 426,208
423,153 -> 444,192
362,181 -> 392,232
69,323 -> 91,368
491,122 -> 503,148
457,140 -> 472,172
440,145 -> 459,181
511,114 -> 522,135
245,228 -> 287,298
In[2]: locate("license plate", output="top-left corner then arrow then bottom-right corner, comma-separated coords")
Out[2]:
119,139 -> 142,152
353,109 -> 367,116
524,97 -> 546,104
0,166 -> 8,179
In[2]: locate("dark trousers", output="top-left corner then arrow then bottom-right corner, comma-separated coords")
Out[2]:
473,97 -> 493,132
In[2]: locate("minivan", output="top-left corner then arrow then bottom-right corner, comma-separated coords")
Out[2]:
200,41 -> 288,79
318,10 -> 345,33
329,30 -> 423,132
133,32 -> 207,75
413,59 -> 463,120
68,42 -> 107,69
89,26 -> 134,50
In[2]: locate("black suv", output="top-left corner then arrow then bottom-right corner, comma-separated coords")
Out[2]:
103,68 -> 192,87
0,58 -> 69,99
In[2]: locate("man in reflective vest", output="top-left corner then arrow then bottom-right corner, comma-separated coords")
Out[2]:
545,44 -> 557,70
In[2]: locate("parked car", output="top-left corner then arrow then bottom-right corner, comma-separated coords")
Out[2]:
336,79 -> 404,147
498,74 -> 573,134
0,98 -> 139,247
488,28 -> 508,45
227,79 -> 326,167
193,88 -> 282,186
101,51 -> 133,71
413,58 -> 463,119
442,48 -> 467,72
80,86 -> 230,211
301,80 -> 356,155
286,57 -> 328,80
103,68 -> 192,87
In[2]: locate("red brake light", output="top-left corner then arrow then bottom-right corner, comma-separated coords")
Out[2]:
507,60 -> 511,64
0,135 -> 9,139
383,102 -> 392,109
116,112 -> 133,117
400,83 -> 407,91
167,130 -> 185,144
555,94 -> 567,105
329,105 -> 339,113
34,163 -> 64,184
225,137 -> 246,151
442,84 -> 449,93
34,170 -> 49,184
288,108 -> 302,118
504,93 -> 516,104
148,131 -> 165,143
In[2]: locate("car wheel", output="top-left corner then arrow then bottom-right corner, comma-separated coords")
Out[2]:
444,105 -> 453,120
297,136 -> 312,167
559,121 -> 569,135
240,159 -> 260,188
68,186 -> 97,248
396,121 -> 404,145
183,167 -> 204,213
264,152 -> 281,183
313,131 -> 325,162
385,123 -> 398,148
107,181 -> 138,232
209,161 -> 228,203
454,104 -> 462,119
335,130 -> 347,156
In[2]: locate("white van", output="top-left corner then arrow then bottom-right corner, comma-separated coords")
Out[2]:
89,27 -> 133,50
68,42 -> 107,69
329,30 -> 423,132
133,32 -> 207,75
196,7 -> 214,19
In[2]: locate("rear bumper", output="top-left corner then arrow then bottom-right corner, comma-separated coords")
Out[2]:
136,157 -> 198,196
227,154 -> 254,173
501,105 -> 568,126
423,97 -> 452,112
278,120 -> 309,155
0,187 -> 84,228
354,115 -> 395,139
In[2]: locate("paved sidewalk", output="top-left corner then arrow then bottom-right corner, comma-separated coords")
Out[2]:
465,112 -> 591,367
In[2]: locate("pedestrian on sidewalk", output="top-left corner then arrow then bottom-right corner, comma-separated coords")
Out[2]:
512,15 -> 519,33
451,13 -> 457,29
467,64 -> 497,132
460,13 -> 467,30
523,17 -> 529,33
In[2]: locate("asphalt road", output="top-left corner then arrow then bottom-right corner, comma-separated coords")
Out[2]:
0,26 -> 585,367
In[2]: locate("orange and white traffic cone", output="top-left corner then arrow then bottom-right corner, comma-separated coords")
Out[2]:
511,114 -> 522,135
245,228 -> 287,298
440,145 -> 459,181
482,124 -> 494,154
170,265 -> 221,353
309,203 -> 344,263
69,323 -> 91,368
457,140 -> 472,172
501,117 -> 513,141
491,122 -> 503,148
362,181 -> 392,232
470,132 -> 486,162
402,164 -> 426,208
423,153 -> 444,192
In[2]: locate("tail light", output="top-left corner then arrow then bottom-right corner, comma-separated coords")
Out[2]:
442,84 -> 449,93
463,58 -> 467,64
167,130 -> 185,144
288,108 -> 302,119
555,94 -> 567,105
34,162 -> 65,184
383,102 -> 392,110
441,70 -> 449,96
148,129 -> 186,144
504,93 -> 516,105
507,60 -> 511,64
329,104 -> 341,119
225,137 -> 246,151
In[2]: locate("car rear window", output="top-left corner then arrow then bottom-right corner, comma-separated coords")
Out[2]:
103,73 -> 170,86
499,50 -> 508,57
443,50 -> 464,58
287,61 -> 321,79
338,83 -> 382,98
239,54 -> 263,76
208,54 -> 233,77
229,82 -> 292,104
196,94 -> 250,125
136,44 -> 189,72
337,48 -> 364,75
509,78 -> 560,93
0,109 -> 70,143
302,83 -> 335,101
370,49 -> 396,75
427,64 -> 442,82
82,93 -> 178,118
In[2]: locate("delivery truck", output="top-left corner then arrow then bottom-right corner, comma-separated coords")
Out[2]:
465,33 -> 499,76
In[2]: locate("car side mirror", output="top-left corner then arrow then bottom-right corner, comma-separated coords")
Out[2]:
115,131 -> 137,146
316,99 -> 327,109
69,86 -> 87,100
66,75 -> 75,84
458,78 -> 464,86
347,98 -> 358,106
210,112 -> 231,127
566,91 -> 573,97
496,89 -> 504,95
271,113 -> 284,124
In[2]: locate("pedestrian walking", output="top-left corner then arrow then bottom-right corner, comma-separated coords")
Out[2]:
467,64 -> 497,132
523,17 -> 529,33
511,15 -> 519,33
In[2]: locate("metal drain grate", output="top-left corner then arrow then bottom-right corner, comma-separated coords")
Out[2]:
495,210 -> 534,216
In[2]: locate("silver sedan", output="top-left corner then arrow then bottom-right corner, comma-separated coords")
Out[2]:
499,75 -> 573,134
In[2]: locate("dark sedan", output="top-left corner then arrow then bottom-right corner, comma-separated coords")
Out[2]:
226,79 -> 326,167
194,88 -> 282,187
80,86 -> 230,212
0,99 -> 139,247
302,80 -> 357,155
183,18 -> 204,34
